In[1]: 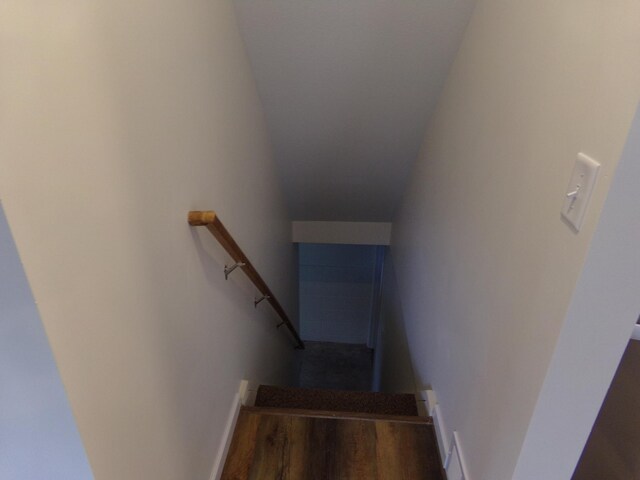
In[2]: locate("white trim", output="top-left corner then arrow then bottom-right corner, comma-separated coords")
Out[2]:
423,389 -> 461,474
419,389 -> 438,415
208,382 -> 248,480
631,324 -> 640,341
431,404 -> 450,466
240,379 -> 259,407
238,380 -> 250,405
209,394 -> 241,480
445,431 -> 471,480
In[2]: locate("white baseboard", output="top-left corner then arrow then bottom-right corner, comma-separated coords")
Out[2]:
432,403 -> 450,465
445,431 -> 470,480
417,389 -> 449,464
421,388 -> 471,480
631,324 -> 640,341
243,380 -> 260,407
209,380 -> 257,480
417,389 -> 439,416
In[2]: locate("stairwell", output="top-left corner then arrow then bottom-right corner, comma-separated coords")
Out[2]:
219,385 -> 445,479
189,214 -> 443,478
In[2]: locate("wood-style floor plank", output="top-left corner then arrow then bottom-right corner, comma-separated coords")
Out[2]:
306,417 -> 338,480
375,421 -> 442,480
220,410 -> 261,480
281,415 -> 310,479
248,414 -> 290,480
334,416 -> 378,479
220,407 -> 444,480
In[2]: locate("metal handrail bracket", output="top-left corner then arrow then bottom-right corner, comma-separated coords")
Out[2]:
188,210 -> 305,349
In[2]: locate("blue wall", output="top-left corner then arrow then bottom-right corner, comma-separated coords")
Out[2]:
299,243 -> 378,344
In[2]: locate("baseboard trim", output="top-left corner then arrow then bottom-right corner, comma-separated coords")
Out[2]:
417,389 -> 438,417
432,403 -> 450,465
445,431 -> 470,480
418,389 -> 449,465
208,380 -> 255,480
422,388 -> 471,480
208,393 -> 241,480
631,324 -> 640,341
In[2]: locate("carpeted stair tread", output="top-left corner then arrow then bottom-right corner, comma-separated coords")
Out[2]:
255,385 -> 419,417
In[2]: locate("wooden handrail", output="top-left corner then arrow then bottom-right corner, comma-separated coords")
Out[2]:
188,211 -> 305,349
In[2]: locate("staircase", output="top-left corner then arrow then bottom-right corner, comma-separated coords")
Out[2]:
220,385 -> 446,480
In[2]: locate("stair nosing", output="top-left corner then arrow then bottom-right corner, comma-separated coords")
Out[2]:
242,405 -> 433,425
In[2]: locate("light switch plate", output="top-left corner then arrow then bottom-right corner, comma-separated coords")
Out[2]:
562,153 -> 600,232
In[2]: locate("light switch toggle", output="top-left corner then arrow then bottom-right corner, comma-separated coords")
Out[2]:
566,187 -> 580,199
565,186 -> 580,211
561,153 -> 600,231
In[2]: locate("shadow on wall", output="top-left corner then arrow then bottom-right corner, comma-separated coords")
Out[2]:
372,249 -> 417,394
0,203 -> 93,480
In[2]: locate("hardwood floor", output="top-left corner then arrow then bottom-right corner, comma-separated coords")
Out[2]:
221,407 -> 445,480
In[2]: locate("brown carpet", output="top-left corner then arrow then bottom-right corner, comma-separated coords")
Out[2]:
255,385 -> 419,416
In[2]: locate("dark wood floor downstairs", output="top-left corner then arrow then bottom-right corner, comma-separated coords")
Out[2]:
220,407 -> 446,480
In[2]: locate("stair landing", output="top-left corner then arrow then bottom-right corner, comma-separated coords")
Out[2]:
220,406 -> 445,480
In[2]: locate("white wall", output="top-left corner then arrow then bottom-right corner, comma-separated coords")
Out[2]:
0,2 -> 296,479
292,221 -> 392,245
391,0 -> 640,478
299,244 -> 377,344
512,107 -> 640,480
0,204 -> 93,480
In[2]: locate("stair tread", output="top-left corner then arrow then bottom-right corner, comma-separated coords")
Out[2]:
244,405 -> 431,424
255,384 -> 419,416
220,407 -> 445,480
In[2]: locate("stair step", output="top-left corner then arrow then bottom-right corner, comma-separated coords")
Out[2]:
221,406 -> 445,480
255,385 -> 419,417
244,405 -> 431,424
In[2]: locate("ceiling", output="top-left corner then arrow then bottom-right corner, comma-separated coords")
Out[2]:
233,0 -> 476,221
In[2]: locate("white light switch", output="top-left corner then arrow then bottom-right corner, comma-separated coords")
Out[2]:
562,153 -> 600,231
